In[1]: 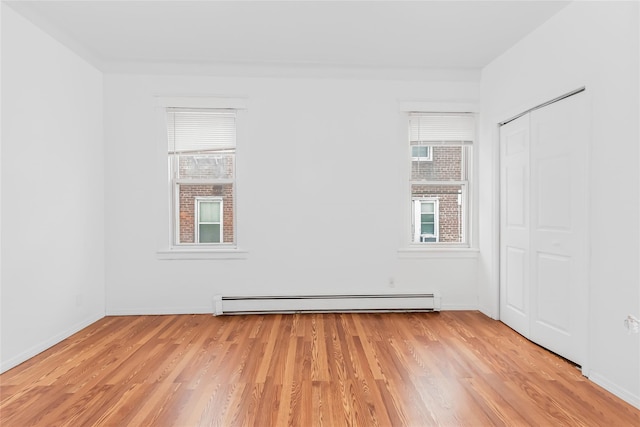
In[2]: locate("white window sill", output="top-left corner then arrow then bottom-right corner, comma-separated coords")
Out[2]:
156,248 -> 248,260
397,247 -> 479,259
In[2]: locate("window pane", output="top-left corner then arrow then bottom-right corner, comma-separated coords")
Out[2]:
167,110 -> 236,153
178,153 -> 234,180
422,203 -> 434,214
411,145 -> 467,181
199,224 -> 220,243
409,114 -> 475,142
412,146 -> 429,158
412,184 -> 465,243
421,213 -> 434,223
177,183 -> 234,244
421,223 -> 435,235
199,201 -> 220,222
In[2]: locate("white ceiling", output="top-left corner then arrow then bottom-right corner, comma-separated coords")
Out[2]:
6,0 -> 571,73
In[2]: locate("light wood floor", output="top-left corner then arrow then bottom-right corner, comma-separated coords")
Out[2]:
1,311 -> 638,426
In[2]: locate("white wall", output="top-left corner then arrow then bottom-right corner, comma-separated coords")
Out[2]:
0,4 -> 105,372
479,1 -> 639,407
104,74 -> 480,314
0,1 -> 4,374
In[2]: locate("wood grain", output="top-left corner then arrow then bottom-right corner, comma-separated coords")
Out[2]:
1,311 -> 638,426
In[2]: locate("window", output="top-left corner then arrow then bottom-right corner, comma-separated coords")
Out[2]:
411,145 -> 432,161
409,113 -> 474,246
413,199 -> 439,242
196,198 -> 223,243
167,108 -> 236,247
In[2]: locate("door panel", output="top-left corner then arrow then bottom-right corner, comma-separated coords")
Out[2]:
536,252 -> 572,333
530,92 -> 588,365
505,246 -> 526,314
500,115 -> 530,337
537,155 -> 571,229
506,166 -> 526,227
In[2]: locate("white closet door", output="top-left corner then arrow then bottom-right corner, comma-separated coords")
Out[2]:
529,92 -> 588,366
500,114 -> 531,338
500,91 -> 588,367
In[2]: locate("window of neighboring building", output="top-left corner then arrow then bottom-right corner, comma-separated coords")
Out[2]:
166,108 -> 236,247
411,145 -> 432,161
196,198 -> 223,243
409,113 -> 474,246
413,198 -> 439,242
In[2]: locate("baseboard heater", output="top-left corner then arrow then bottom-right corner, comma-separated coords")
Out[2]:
212,293 -> 440,315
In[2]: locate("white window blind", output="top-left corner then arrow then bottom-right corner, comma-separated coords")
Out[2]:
167,109 -> 236,154
409,113 -> 475,144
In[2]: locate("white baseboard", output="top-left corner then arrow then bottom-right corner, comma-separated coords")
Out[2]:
106,300 -> 478,316
0,312 -> 104,374
440,303 -> 480,311
589,371 -> 640,409
106,306 -> 212,316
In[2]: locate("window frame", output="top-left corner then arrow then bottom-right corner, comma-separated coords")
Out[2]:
155,96 -> 248,260
406,111 -> 475,249
168,108 -> 236,248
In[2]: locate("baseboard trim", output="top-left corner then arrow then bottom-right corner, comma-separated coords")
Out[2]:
106,302 -> 480,316
440,303 -> 480,311
0,312 -> 104,374
589,371 -> 640,409
106,306 -> 212,316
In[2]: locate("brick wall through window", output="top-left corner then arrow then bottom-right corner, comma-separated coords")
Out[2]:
178,184 -> 234,243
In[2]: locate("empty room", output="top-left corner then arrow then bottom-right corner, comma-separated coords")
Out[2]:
1,0 -> 639,425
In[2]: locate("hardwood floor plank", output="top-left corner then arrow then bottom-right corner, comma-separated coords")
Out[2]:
462,376 -> 529,426
1,311 -> 639,426
310,314 -> 330,382
245,382 -> 277,427
177,382 -> 223,427
83,383 -> 152,427
311,381 -> 327,426
254,314 -> 282,384
52,384 -> 116,427
1,386 -> 71,427
374,378 -> 413,426
350,315 -> 386,380
198,383 -> 241,427
347,337 -> 394,426
372,340 -> 439,424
